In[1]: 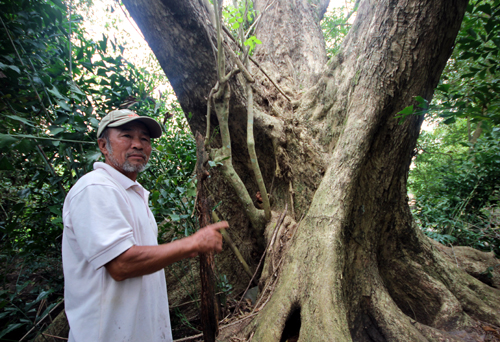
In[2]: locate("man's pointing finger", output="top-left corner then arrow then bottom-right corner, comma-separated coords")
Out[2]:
207,221 -> 229,231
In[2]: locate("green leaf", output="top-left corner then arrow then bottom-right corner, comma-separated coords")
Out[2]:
151,190 -> 160,202
99,34 -> 108,53
48,206 -> 61,215
0,134 -> 18,149
47,86 -> 66,100
15,139 -> 35,154
84,150 -> 102,162
56,99 -> 71,111
437,84 -> 451,92
477,3 -> 492,15
96,68 -> 108,77
169,213 -> 180,222
76,47 -> 84,61
17,189 -> 31,198
399,105 -> 414,116
443,117 -> 456,124
69,82 -> 85,96
0,62 -> 21,73
485,18 -> 496,35
4,114 -> 35,127
0,157 -> 14,171
49,126 -> 65,136
467,28 -> 478,39
89,117 -> 100,127
0,323 -> 25,339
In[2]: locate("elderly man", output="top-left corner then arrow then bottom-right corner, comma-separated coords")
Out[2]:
62,109 -> 227,342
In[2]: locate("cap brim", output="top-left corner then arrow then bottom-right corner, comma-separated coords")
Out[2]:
107,116 -> 162,138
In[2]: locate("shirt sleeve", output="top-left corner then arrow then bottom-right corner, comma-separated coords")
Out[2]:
68,184 -> 136,270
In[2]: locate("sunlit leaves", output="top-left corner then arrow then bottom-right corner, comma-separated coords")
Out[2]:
0,0 -> 192,339
432,0 -> 500,128
243,36 -> 261,55
321,2 -> 357,58
410,119 -> 500,255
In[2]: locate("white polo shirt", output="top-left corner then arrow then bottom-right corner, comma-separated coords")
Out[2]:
62,162 -> 172,342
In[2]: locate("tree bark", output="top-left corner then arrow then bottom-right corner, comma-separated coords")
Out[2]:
195,132 -> 218,341
123,0 -> 500,340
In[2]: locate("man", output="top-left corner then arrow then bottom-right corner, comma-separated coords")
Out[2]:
62,109 -> 227,342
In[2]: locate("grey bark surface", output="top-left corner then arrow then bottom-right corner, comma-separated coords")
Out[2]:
123,0 -> 500,341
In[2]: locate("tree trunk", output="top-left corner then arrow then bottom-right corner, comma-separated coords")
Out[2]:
195,132 -> 219,341
123,0 -> 500,340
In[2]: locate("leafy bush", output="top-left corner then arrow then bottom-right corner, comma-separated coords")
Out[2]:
0,0 -> 198,338
409,0 -> 500,255
411,126 -> 500,255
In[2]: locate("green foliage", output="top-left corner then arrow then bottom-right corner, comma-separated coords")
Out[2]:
410,125 -> 500,255
142,105 -> 198,241
408,0 -> 500,254
321,2 -> 357,58
432,0 -> 500,127
0,256 -> 63,341
222,1 -> 261,54
243,35 -> 262,55
224,2 -> 254,31
0,0 -> 196,339
395,96 -> 429,124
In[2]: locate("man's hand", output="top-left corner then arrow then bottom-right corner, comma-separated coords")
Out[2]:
190,221 -> 228,255
105,221 -> 229,281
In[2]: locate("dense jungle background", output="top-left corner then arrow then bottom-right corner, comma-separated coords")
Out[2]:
0,0 -> 499,340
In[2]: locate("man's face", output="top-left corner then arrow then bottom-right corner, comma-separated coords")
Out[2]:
98,121 -> 152,179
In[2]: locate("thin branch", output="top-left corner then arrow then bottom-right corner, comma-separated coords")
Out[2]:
219,66 -> 240,86
172,313 -> 259,342
248,55 -> 291,102
244,0 -> 278,39
222,25 -> 291,102
19,301 -> 64,341
8,134 -> 95,144
223,41 -> 254,83
170,291 -> 225,309
205,84 -> 218,147
211,83 -> 265,231
0,16 -> 54,123
42,333 -> 68,341
345,0 -> 361,22
214,0 -> 225,82
173,333 -> 203,342
246,82 -> 270,220
212,211 -> 255,282
36,145 -> 67,196
68,0 -> 73,79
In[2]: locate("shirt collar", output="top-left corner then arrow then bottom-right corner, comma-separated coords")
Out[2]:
93,162 -> 146,195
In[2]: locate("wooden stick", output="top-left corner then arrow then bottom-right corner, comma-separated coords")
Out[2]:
19,301 -> 64,341
173,313 -> 259,342
221,25 -> 291,102
41,333 -> 68,341
195,132 -> 218,342
212,211 -> 256,283
173,332 -> 203,342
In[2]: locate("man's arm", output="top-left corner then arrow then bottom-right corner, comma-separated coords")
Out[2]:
105,221 -> 228,281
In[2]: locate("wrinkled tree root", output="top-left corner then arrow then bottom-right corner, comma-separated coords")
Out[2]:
218,218 -> 500,342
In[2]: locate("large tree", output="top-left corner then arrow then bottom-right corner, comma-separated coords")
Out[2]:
123,0 -> 500,340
